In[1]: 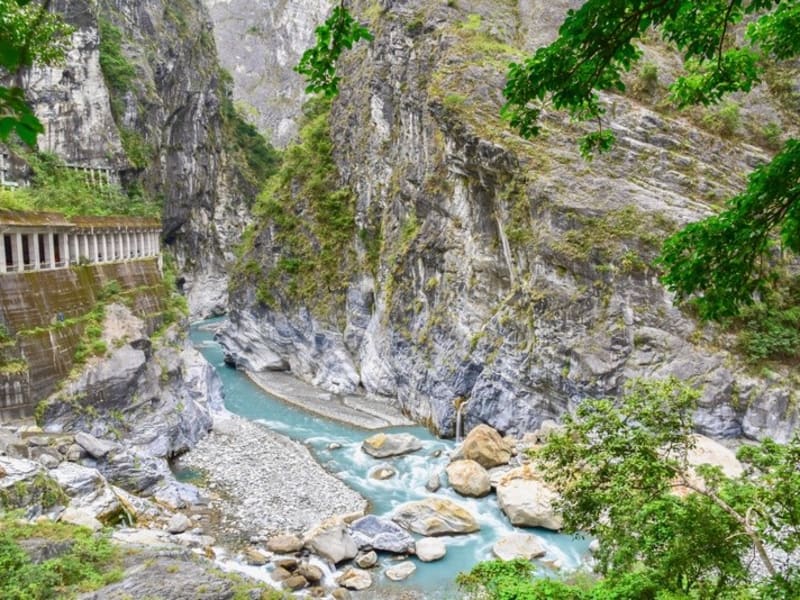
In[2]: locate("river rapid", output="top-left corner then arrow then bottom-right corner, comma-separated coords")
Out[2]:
189,318 -> 590,597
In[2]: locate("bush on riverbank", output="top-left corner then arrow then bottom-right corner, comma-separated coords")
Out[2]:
0,515 -> 122,599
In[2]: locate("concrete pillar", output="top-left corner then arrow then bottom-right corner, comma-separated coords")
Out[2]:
14,233 -> 23,272
32,233 -> 40,270
0,234 -> 6,274
126,232 -> 132,258
100,233 -> 107,262
152,231 -> 160,255
82,234 -> 90,262
47,232 -> 56,269
138,231 -> 144,257
63,233 -> 71,266
91,234 -> 98,263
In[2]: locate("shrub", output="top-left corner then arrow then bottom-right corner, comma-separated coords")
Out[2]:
0,517 -> 121,598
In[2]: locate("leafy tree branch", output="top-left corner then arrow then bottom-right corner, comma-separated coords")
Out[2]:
0,0 -> 73,145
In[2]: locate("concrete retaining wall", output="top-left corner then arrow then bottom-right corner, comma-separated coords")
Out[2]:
0,259 -> 166,420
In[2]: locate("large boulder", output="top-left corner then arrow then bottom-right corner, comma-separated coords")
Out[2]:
668,434 -> 745,495
99,449 -> 168,494
49,462 -> 120,524
461,425 -> 512,468
304,518 -> 358,564
74,432 -> 120,460
492,533 -> 547,560
496,465 -> 563,530
688,434 -> 744,477
349,515 -> 415,554
361,433 -> 422,458
385,561 -> 416,581
336,567 -> 372,590
415,537 -> 446,562
392,498 -> 480,536
268,533 -> 304,554
446,460 -> 491,497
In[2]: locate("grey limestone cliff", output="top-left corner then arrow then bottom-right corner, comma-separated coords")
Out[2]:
203,0 -> 333,147
220,0 -> 800,441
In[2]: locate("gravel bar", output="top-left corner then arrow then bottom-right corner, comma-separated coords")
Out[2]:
247,370 -> 414,429
179,410 -> 367,542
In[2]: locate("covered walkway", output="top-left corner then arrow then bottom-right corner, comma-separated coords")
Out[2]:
0,210 -> 161,274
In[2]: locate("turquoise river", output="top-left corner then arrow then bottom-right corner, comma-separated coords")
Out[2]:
190,319 -> 590,597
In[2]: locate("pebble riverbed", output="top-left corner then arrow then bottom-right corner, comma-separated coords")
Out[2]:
179,410 -> 367,541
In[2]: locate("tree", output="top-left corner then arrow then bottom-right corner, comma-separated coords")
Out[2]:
298,1 -> 800,320
458,378 -> 800,599
0,0 -> 73,145
294,0 -> 372,98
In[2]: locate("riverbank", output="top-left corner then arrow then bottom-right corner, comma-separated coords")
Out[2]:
246,370 -> 415,430
177,409 -> 368,545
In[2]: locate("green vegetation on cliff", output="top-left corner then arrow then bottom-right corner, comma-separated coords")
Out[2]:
0,0 -> 73,145
218,69 -> 282,192
500,0 -> 800,320
0,151 -> 159,217
234,98 -> 356,319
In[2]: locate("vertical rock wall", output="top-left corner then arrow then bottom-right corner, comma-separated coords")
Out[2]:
221,0 -> 800,441
203,0 -> 333,147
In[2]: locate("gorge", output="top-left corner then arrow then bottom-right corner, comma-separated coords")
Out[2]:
1,0 -> 799,598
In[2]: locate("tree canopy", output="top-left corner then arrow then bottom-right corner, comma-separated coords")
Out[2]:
0,0 -> 72,145
458,378 -> 800,600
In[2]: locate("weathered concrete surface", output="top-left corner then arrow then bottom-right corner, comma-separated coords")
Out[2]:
0,260 -> 165,420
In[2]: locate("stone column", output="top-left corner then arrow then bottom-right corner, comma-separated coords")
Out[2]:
100,233 -> 107,262
91,234 -> 99,263
0,234 -> 6,274
15,233 -> 23,272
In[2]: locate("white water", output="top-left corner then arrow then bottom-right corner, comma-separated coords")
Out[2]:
190,319 -> 590,597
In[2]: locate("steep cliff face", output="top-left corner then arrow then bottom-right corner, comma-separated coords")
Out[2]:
24,0 -> 258,317
222,0 -> 799,441
202,0 -> 332,147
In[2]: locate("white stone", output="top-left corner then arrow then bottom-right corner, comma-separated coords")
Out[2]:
336,567 -> 372,590
385,561 -> 416,581
496,466 -> 563,530
415,537 -> 446,562
492,533 -> 547,561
